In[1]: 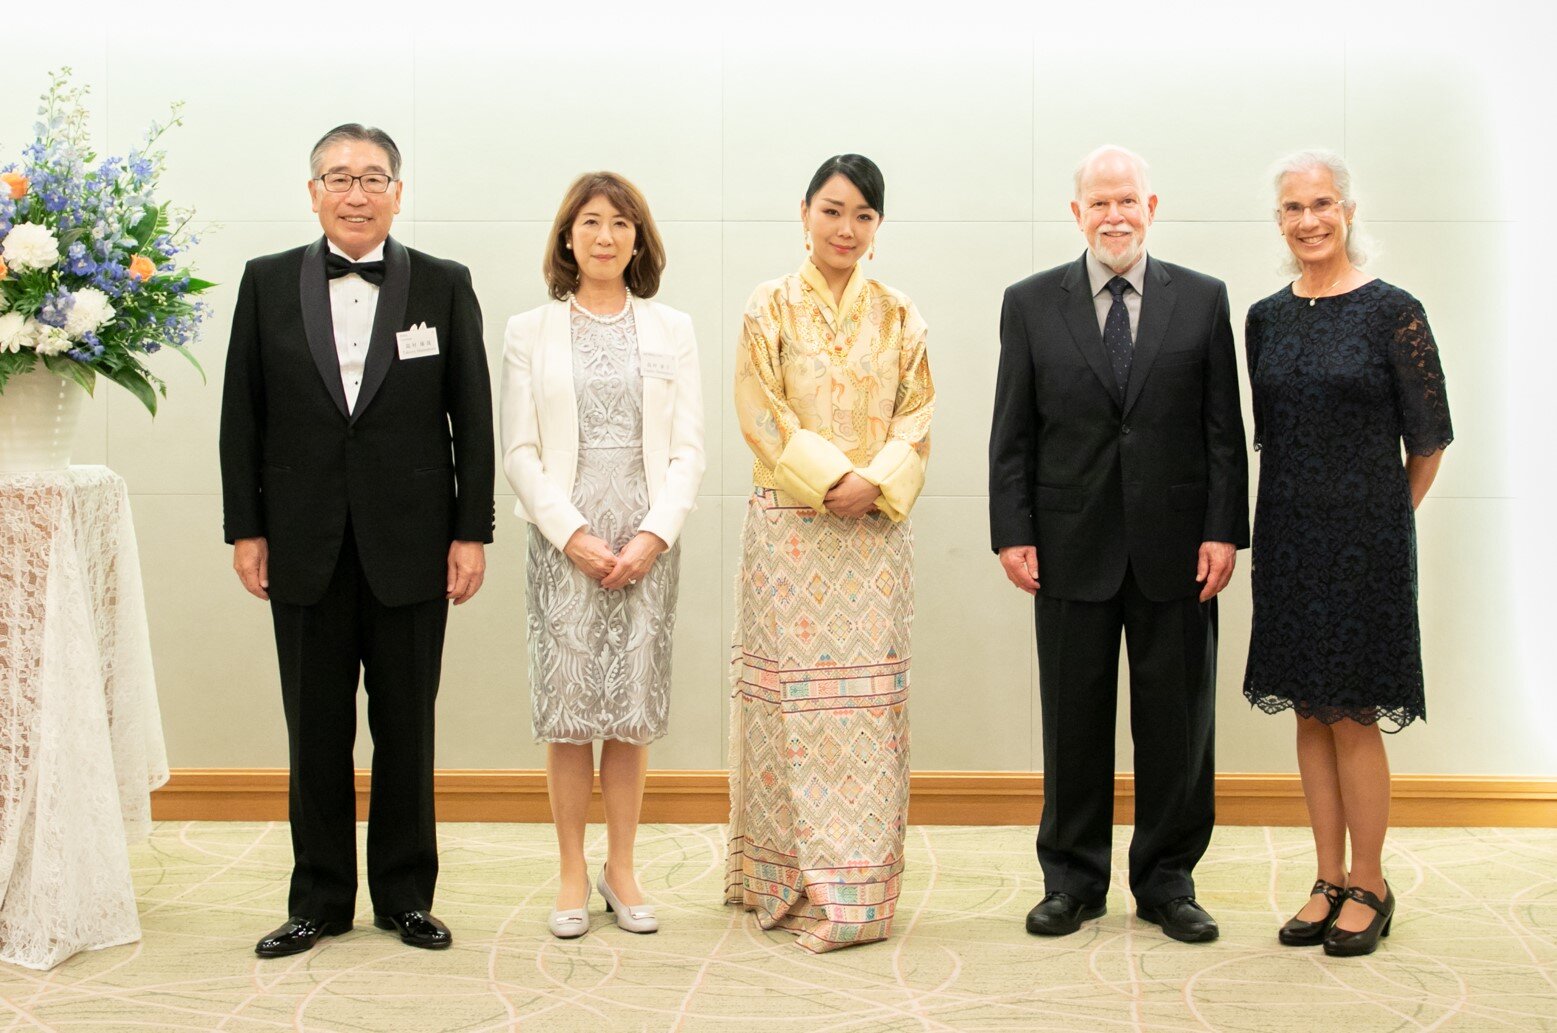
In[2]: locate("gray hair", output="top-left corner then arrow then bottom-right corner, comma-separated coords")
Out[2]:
309,123 -> 402,180
1269,148 -> 1371,270
1073,145 -> 1152,200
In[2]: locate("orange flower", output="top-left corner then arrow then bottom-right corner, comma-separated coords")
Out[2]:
0,258 -> 8,280
0,172 -> 28,200
128,254 -> 156,281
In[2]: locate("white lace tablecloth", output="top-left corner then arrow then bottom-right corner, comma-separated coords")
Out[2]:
0,466 -> 168,970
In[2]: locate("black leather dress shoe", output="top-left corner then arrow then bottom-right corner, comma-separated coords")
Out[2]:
1025,892 -> 1106,936
254,916 -> 352,957
1137,896 -> 1219,943
373,910 -> 453,949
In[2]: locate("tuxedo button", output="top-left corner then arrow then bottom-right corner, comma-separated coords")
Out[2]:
1120,424 -> 1131,436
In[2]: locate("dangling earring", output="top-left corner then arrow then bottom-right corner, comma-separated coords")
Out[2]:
804,233 -> 811,252
867,244 -> 876,261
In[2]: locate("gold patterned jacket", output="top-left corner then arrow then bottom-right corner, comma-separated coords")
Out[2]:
735,260 -> 934,521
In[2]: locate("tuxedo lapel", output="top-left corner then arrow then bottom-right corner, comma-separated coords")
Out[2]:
351,236 -> 410,423
299,237 -> 350,418
1122,257 -> 1176,419
1059,254 -> 1123,409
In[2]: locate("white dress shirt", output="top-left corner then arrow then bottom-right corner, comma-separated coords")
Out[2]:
1086,248 -> 1147,342
326,240 -> 383,412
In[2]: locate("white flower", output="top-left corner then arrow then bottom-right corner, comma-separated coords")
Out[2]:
0,311 -> 34,353
31,324 -> 72,357
64,286 -> 115,339
1,222 -> 61,272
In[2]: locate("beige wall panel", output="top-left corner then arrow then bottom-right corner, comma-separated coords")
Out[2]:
106,28 -> 416,224
722,41 -> 1033,222
131,493 -> 286,767
909,496 -> 1035,771
412,40 -> 721,223
1032,42 -> 1345,224
8,24 -> 1542,782
1344,49 -> 1511,223
1367,221 -> 1511,500
867,222 -> 1032,497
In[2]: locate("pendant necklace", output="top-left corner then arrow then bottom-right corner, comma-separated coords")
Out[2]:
1301,275 -> 1343,308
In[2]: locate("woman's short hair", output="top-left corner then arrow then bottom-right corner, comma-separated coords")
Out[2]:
544,172 -> 666,300
804,154 -> 886,216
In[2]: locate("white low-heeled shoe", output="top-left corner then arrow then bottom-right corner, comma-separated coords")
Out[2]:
597,867 -> 658,934
547,882 -> 591,939
547,907 -> 589,939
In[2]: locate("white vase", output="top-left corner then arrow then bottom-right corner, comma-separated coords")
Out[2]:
0,366 -> 87,474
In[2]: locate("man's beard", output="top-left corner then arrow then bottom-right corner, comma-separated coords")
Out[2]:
1088,232 -> 1143,274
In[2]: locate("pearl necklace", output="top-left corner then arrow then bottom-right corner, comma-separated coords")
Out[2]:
570,290 -> 632,324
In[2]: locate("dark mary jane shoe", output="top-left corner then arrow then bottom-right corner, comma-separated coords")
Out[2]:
1323,883 -> 1395,958
1279,878 -> 1346,946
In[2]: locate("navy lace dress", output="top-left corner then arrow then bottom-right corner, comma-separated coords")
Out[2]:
1243,280 -> 1453,732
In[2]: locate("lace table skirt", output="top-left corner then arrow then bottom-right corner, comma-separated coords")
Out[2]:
0,466 -> 169,970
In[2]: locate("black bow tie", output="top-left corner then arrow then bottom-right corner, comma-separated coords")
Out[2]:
325,252 -> 386,286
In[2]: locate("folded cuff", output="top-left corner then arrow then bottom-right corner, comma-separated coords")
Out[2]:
855,439 -> 925,522
773,429 -> 854,512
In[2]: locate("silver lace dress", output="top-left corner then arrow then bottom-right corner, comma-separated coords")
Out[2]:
526,301 -> 680,744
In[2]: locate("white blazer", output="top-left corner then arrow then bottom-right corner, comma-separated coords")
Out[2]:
499,297 -> 706,551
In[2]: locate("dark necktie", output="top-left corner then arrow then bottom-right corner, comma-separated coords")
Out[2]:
325,251 -> 386,286
1103,275 -> 1133,393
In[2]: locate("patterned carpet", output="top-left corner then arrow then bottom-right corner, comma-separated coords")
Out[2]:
0,823 -> 1553,1032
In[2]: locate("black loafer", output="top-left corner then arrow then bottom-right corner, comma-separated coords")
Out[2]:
1137,896 -> 1219,943
254,916 -> 352,957
373,909 -> 453,949
1025,892 -> 1106,936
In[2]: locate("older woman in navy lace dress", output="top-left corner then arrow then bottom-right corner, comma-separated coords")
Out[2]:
1244,150 -> 1452,958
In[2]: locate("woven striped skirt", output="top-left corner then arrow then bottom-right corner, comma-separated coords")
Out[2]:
725,488 -> 914,953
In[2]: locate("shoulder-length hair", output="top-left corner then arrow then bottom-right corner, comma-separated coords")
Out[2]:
543,172 -> 666,300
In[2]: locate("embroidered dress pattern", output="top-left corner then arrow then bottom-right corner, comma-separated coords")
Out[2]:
525,301 -> 680,745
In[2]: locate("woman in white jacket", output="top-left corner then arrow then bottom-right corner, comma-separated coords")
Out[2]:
499,172 -> 704,939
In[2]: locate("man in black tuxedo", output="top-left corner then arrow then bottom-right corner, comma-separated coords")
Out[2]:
219,124 -> 493,957
988,146 -> 1247,943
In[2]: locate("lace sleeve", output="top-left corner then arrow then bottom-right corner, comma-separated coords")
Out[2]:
1245,306 -> 1264,452
1388,297 -> 1454,456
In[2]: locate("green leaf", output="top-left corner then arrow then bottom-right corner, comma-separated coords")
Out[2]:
129,204 -> 162,249
100,364 -> 158,415
183,278 -> 218,293
170,344 -> 206,384
0,351 -> 38,391
41,353 -> 96,396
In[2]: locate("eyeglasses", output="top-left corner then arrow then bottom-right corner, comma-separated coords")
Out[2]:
1278,197 -> 1348,222
317,173 -> 395,194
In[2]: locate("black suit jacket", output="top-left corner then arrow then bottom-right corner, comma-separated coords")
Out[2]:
219,236 -> 495,607
988,253 -> 1248,602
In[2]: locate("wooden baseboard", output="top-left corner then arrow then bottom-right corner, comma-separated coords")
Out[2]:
151,770 -> 1557,827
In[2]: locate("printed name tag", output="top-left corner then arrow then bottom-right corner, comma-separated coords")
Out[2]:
640,352 -> 676,379
396,322 -> 439,360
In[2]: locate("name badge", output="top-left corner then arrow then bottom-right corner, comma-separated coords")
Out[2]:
396,322 -> 439,360
640,352 -> 676,380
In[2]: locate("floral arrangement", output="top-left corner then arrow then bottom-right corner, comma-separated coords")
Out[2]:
0,69 -> 211,414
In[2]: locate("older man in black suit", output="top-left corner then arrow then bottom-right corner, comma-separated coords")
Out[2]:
219,124 -> 493,957
988,145 -> 1248,943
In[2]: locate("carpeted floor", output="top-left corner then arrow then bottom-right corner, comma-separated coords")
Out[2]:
1,823 -> 1553,1032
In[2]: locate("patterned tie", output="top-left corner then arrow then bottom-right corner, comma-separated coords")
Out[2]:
1103,275 -> 1133,393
